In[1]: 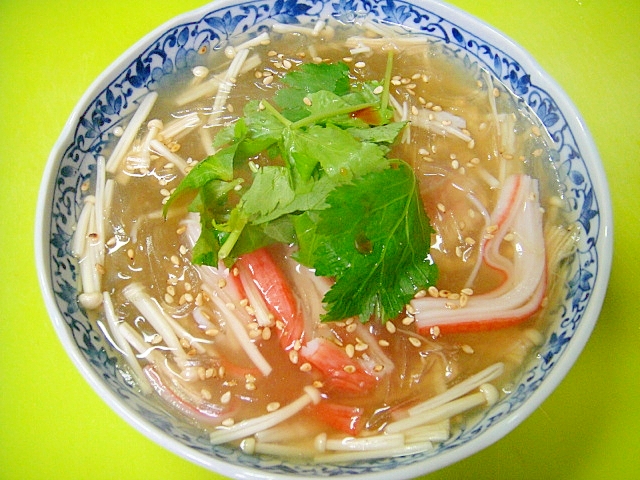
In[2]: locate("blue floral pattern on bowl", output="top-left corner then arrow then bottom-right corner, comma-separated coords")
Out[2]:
42,0 -> 607,477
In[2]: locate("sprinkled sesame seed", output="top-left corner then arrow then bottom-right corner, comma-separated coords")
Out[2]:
201,389 -> 212,400
461,344 -> 475,354
385,321 -> 397,334
267,402 -> 281,412
164,293 -> 174,304
428,286 -> 439,298
220,391 -> 231,404
378,339 -> 390,347
373,85 -> 384,95
345,344 -> 355,358
289,350 -> 299,364
299,362 -> 312,372
413,290 -> 427,299
176,225 -> 187,235
437,203 -> 446,213
373,364 -> 384,372
354,61 -> 366,68
261,326 -> 272,340
205,328 -> 219,337
262,75 -> 274,85
409,337 -> 422,348
430,326 -> 441,338
401,316 -> 414,326
170,255 -> 181,265
343,365 -> 356,373
221,418 -> 235,427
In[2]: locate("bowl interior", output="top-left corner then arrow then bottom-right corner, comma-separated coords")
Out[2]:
36,0 -> 611,478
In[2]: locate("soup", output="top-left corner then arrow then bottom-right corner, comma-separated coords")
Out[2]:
73,18 -> 577,462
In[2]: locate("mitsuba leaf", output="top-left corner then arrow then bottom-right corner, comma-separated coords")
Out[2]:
303,162 -> 438,322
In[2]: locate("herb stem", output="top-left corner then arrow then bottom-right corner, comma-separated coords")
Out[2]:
260,100 -> 292,126
380,50 -> 394,113
290,102 -> 374,129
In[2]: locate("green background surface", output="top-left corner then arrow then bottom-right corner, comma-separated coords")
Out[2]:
1,1 -> 638,479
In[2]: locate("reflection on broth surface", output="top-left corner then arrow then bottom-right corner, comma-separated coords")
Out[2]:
74,18 -> 577,461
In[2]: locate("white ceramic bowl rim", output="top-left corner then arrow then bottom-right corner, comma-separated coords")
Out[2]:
35,0 -> 612,478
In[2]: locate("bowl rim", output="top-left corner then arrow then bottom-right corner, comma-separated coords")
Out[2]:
35,0 -> 613,478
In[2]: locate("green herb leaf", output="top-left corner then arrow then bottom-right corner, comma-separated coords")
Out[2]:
301,162 -> 438,322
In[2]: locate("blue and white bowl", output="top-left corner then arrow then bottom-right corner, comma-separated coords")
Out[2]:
35,0 -> 612,478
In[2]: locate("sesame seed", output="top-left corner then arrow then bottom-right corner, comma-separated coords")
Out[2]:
267,402 -> 281,412
354,61 -> 366,68
413,290 -> 426,299
299,362 -> 312,372
170,255 -> 180,266
164,293 -> 174,304
303,96 -> 312,106
282,59 -> 292,69
430,326 -> 441,338
176,225 -> 187,235
245,382 -> 256,391
205,328 -> 219,337
461,344 -> 475,354
409,337 -> 422,348
345,344 -> 355,358
428,286 -> 439,298
289,350 -> 299,364
201,388 -> 212,400
220,391 -> 231,404
354,342 -> 368,352
385,321 -> 397,334
346,323 -> 357,333
378,339 -> 390,347
221,418 -> 235,427
127,248 -> 135,261
373,85 -> 384,95
150,334 -> 163,345
437,203 -> 446,213
461,287 -> 474,296
261,326 -> 272,340
401,316 -> 414,326
373,364 -> 384,372
262,75 -> 274,85
343,365 -> 356,373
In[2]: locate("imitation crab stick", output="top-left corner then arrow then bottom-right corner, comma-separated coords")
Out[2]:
311,401 -> 366,436
300,338 -> 378,393
144,365 -> 235,427
411,174 -> 546,334
235,247 -> 305,350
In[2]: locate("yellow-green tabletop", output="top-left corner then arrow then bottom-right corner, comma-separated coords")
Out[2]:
1,1 -> 638,479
